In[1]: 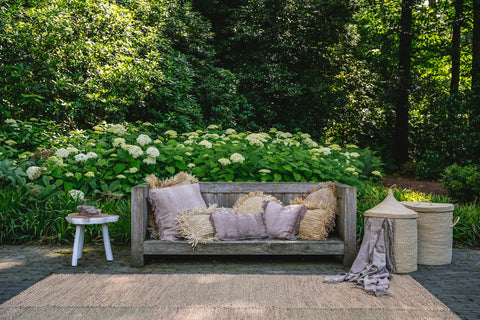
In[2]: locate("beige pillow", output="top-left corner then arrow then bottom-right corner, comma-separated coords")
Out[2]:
291,200 -> 335,240
149,183 -> 207,241
146,172 -> 198,189
231,192 -> 281,214
301,181 -> 339,214
175,205 -> 219,248
262,200 -> 306,240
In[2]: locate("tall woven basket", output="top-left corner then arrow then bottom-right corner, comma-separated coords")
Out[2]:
365,189 -> 418,273
402,202 -> 455,265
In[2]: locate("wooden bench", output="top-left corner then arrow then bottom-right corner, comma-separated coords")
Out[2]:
131,182 -> 357,267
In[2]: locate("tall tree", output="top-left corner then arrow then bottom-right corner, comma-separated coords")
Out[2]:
473,0 -> 480,95
451,0 -> 464,94
393,0 -> 414,165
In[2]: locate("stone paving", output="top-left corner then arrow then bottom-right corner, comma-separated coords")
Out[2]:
0,245 -> 479,319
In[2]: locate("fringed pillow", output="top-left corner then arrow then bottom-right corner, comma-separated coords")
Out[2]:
300,181 -> 339,215
231,192 -> 281,214
175,205 -> 219,248
146,172 -> 198,189
291,199 -> 335,240
146,172 -> 202,240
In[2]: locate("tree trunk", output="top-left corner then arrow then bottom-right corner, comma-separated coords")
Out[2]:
393,0 -> 414,166
451,0 -> 463,95
473,0 -> 480,95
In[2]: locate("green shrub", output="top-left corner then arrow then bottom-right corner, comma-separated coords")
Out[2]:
441,164 -> 480,202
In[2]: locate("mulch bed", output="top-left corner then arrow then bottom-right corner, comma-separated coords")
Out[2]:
381,178 -> 447,195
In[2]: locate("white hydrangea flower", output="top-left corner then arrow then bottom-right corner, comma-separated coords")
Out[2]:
69,189 -> 85,202
136,134 -> 152,146
345,167 -> 356,172
207,124 -> 219,130
107,124 -> 127,136
128,145 -> 143,158
86,152 -> 98,159
129,167 -> 138,174
218,158 -> 231,166
121,144 -> 133,151
112,137 -> 126,147
26,166 -> 43,180
143,156 -> 156,165
372,170 -> 382,177
344,152 -> 351,158
55,148 -> 70,159
199,140 -> 213,149
248,139 -> 264,147
184,140 -> 194,145
187,163 -> 195,168
225,128 -> 236,135
277,131 -> 293,139
65,172 -> 74,178
85,171 -> 95,178
5,119 -> 17,125
117,174 -> 126,179
259,169 -> 271,174
304,138 -> 318,148
246,133 -> 270,143
66,146 -> 79,154
230,153 -> 245,163
329,144 -> 342,151
146,147 -> 160,158
74,153 -> 89,162
350,152 -> 360,158
165,130 -> 177,137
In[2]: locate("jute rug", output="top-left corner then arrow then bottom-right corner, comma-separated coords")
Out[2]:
0,274 -> 459,320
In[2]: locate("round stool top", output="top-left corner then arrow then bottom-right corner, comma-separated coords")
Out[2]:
66,213 -> 119,225
401,202 -> 454,213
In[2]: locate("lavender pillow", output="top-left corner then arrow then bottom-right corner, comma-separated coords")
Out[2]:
149,183 -> 207,241
210,211 -> 268,241
262,201 -> 306,240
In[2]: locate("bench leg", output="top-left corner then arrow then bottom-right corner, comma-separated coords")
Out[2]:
72,225 -> 85,267
102,223 -> 114,261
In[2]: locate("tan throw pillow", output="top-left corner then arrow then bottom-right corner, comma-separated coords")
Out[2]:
291,200 -> 335,240
301,181 -> 339,215
262,200 -> 306,240
175,205 -> 219,248
146,172 -> 198,189
149,183 -> 207,241
210,211 -> 268,241
231,192 -> 281,214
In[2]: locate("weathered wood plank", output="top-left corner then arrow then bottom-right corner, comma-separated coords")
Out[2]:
144,238 -> 344,255
131,184 -> 149,267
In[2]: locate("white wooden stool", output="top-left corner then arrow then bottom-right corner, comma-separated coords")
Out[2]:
65,213 -> 119,266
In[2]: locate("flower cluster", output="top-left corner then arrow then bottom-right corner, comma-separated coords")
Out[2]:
26,166 -> 44,180
136,134 -> 152,146
230,153 -> 245,163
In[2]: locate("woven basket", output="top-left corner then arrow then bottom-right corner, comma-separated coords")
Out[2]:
401,202 -> 455,265
365,189 -> 418,273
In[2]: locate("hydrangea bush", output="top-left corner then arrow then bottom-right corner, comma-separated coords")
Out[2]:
1,119 -> 383,201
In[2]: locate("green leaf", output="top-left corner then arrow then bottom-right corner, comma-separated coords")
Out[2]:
274,173 -> 282,182
165,166 -> 175,174
293,172 -> 302,181
113,163 -> 126,174
173,155 -> 183,161
282,164 -> 293,172
55,179 -> 64,187
75,172 -> 82,181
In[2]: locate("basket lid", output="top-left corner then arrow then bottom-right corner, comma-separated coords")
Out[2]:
364,189 -> 418,219
401,201 -> 454,213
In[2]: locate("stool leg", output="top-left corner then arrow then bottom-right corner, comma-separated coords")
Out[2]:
72,225 -> 84,266
102,223 -> 113,261
78,225 -> 85,259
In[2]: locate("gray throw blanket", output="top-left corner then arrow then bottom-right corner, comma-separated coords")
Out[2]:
324,217 -> 395,296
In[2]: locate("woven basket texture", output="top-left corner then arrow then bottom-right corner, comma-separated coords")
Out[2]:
402,202 -> 454,265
